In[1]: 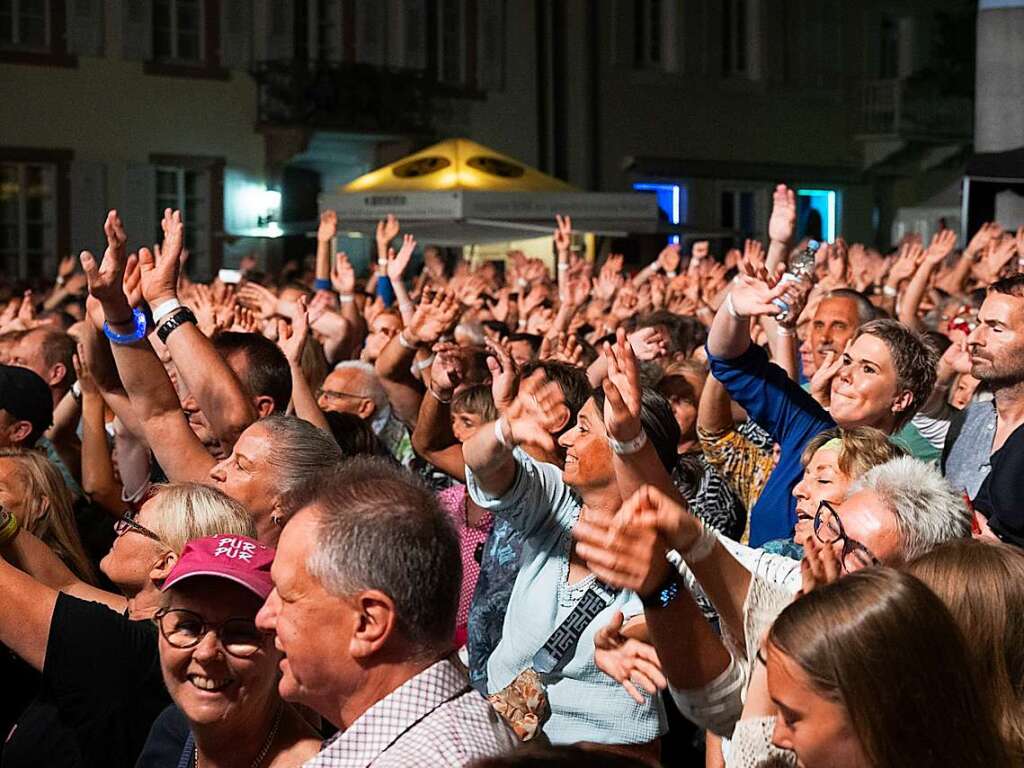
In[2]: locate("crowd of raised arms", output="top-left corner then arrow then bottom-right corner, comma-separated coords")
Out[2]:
1,183 -> 1023,768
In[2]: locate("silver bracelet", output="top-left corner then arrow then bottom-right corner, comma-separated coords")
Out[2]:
680,519 -> 718,564
608,429 -> 648,456
723,292 -> 741,319
429,388 -> 452,404
494,416 -> 514,449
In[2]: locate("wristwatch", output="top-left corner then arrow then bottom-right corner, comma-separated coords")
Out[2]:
156,307 -> 198,344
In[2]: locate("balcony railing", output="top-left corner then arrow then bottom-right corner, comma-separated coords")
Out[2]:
252,60 -> 456,134
859,78 -> 972,139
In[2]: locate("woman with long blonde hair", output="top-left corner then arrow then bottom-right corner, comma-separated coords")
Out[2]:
0,447 -> 97,583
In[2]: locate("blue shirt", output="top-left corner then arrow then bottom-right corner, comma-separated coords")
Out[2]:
465,448 -> 666,746
708,343 -> 833,546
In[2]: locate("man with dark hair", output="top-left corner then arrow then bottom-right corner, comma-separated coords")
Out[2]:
946,274 -> 1024,545
256,457 -> 516,766
10,327 -> 76,408
0,364 -> 53,448
211,331 -> 292,415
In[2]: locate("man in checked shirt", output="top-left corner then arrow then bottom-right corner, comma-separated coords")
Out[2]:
256,456 -> 518,767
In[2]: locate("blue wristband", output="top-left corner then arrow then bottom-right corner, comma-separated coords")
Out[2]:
103,307 -> 148,345
314,278 -> 332,291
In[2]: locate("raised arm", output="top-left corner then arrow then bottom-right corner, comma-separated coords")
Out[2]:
277,297 -> 330,432
386,234 -> 417,327
140,209 -> 256,448
899,229 -> 957,331
81,211 -> 215,483
765,184 -> 796,275
410,344 -> 468,482
74,348 -> 126,516
315,210 -> 336,292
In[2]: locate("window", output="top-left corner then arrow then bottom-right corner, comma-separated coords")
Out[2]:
153,0 -> 203,63
0,0 -> 48,50
633,0 -> 661,67
155,167 -> 209,269
797,189 -> 839,243
722,0 -> 759,79
438,0 -> 465,84
0,161 -> 56,279
720,188 -> 758,237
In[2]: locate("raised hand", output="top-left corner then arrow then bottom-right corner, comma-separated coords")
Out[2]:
627,326 -> 668,362
137,208 -> 184,306
561,272 -> 590,308
237,282 -> 278,320
978,234 -> 1018,283
826,237 -> 849,286
727,273 -> 793,318
57,254 -> 77,280
602,328 -> 642,442
317,210 -> 338,243
72,345 -> 98,397
885,241 -> 923,287
769,184 -> 797,244
539,332 -> 584,368
387,234 -> 416,282
610,279 -> 639,321
80,210 -> 133,324
743,238 -> 765,268
406,289 -> 460,346
657,243 -> 682,275
485,337 -> 519,412
502,370 -> 567,453
429,341 -> 466,401
122,254 -> 144,308
331,251 -> 356,295
594,612 -> 667,705
375,213 -> 400,255
923,229 -> 957,268
277,296 -> 309,366
554,214 -> 572,261
965,221 -> 1001,258
593,255 -> 625,303
230,306 -> 261,334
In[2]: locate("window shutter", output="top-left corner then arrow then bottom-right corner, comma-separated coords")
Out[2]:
67,0 -> 105,56
69,161 -> 107,259
122,164 -> 157,256
121,0 -> 153,61
477,0 -> 504,90
257,0 -> 293,61
354,0 -> 386,65
220,0 -> 252,69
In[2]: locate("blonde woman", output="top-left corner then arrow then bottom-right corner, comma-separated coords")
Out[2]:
0,447 -> 96,583
0,482 -> 255,768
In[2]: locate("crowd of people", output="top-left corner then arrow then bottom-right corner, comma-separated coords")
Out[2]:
0,182 -> 1022,767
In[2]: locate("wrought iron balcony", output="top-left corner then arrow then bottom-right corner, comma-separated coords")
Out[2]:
858,78 -> 972,140
251,60 -> 453,134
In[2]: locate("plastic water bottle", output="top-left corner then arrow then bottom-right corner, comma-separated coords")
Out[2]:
773,240 -> 819,323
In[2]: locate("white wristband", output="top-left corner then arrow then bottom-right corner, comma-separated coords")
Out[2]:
338,293 -> 354,304
882,285 -> 898,297
152,298 -> 183,324
608,429 -> 648,456
666,271 -> 678,278
557,262 -> 569,271
494,417 -> 514,449
776,325 -> 794,336
723,292 -> 741,319
415,353 -> 435,371
398,331 -> 418,350
680,519 -> 718,564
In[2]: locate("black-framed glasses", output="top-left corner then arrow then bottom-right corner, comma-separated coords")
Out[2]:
114,512 -> 164,544
154,608 -> 269,658
813,500 -> 881,572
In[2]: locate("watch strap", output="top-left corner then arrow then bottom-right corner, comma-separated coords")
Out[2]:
156,307 -> 198,344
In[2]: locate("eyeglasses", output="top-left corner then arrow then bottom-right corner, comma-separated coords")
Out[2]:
114,512 -> 164,544
154,608 -> 268,658
316,388 -> 369,402
813,500 -> 881,572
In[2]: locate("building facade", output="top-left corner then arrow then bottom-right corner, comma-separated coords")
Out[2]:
0,0 -> 975,280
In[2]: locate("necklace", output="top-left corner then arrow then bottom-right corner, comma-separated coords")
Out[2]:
194,703 -> 284,768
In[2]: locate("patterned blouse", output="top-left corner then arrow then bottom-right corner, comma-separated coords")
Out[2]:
436,484 -> 494,644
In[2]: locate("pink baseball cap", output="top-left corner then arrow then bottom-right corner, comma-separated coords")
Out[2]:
161,535 -> 275,599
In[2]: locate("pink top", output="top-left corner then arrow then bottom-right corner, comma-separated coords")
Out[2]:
437,484 -> 493,643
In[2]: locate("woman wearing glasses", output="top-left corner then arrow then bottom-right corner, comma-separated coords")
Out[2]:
147,535 -> 320,767
0,482 -> 254,768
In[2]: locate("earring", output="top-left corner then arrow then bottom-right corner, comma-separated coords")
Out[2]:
271,513 -> 284,527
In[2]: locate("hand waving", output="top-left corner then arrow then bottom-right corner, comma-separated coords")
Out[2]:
138,208 -> 185,306
80,210 -> 133,324
602,328 -> 642,443
387,234 -> 416,282
769,184 -> 797,244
